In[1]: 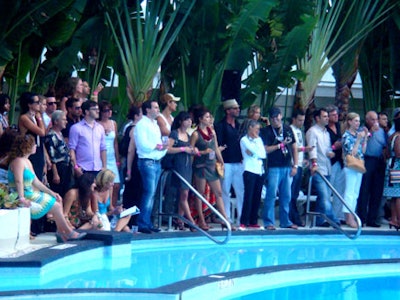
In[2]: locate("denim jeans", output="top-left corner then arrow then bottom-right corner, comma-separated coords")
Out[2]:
137,158 -> 162,229
289,166 -> 303,226
330,161 -> 345,221
312,173 -> 337,225
263,167 -> 293,227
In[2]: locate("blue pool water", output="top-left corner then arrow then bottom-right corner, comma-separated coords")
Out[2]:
0,234 -> 399,298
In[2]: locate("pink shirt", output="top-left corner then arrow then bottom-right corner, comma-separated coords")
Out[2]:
68,119 -> 106,171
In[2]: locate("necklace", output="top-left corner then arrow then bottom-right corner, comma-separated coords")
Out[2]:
198,126 -> 213,142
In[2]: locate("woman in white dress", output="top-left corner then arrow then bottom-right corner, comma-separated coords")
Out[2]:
98,100 -> 121,207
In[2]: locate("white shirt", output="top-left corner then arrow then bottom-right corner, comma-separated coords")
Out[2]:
306,124 -> 332,176
240,135 -> 266,175
290,124 -> 305,166
134,115 -> 167,160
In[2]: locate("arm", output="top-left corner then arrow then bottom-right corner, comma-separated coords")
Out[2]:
9,159 -> 27,201
125,127 -> 136,181
113,121 -> 120,166
70,149 -> 83,177
19,114 -> 46,136
213,129 -> 224,164
101,150 -> 107,169
156,115 -> 171,137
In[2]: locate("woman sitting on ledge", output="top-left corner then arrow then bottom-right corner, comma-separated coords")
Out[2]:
7,134 -> 86,243
64,169 -> 131,232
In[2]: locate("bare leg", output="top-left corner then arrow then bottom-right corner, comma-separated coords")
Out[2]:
111,183 -> 121,207
179,189 -> 196,225
50,202 -> 80,236
115,215 -> 131,232
193,175 -> 208,228
208,179 -> 228,220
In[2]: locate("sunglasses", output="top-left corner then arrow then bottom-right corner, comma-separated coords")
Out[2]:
47,102 -> 57,106
102,109 -> 111,113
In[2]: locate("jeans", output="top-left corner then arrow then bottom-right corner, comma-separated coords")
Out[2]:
312,173 -> 337,225
289,166 -> 303,225
263,167 -> 292,227
330,161 -> 345,221
222,163 -> 244,224
137,159 -> 162,229
241,171 -> 264,226
343,167 -> 363,213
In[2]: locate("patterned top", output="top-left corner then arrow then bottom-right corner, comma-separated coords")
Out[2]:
342,130 -> 365,166
0,113 -> 8,130
45,130 -> 71,164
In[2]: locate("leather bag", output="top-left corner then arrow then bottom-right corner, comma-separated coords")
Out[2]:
215,161 -> 224,178
346,154 -> 366,173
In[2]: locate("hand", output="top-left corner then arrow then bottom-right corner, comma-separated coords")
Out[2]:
219,144 -> 227,152
203,148 -> 213,155
54,193 -> 62,203
333,140 -> 342,149
74,166 -> 83,178
52,174 -> 60,184
326,151 -> 335,158
310,164 -> 318,175
94,83 -> 104,94
357,130 -> 366,139
290,166 -> 298,177
125,173 -> 131,181
192,147 -> 200,156
245,149 -> 253,156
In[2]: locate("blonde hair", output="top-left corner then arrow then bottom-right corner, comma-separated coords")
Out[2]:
345,112 -> 360,129
94,169 -> 115,191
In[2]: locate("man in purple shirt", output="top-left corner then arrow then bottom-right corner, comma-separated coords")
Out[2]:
69,100 -> 106,177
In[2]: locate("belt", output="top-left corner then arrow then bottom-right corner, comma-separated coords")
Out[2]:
139,158 -> 161,163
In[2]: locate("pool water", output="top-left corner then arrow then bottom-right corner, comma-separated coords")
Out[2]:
226,275 -> 400,300
0,234 -> 399,293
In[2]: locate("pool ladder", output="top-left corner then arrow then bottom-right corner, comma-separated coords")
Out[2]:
158,169 -> 231,245
306,170 -> 362,240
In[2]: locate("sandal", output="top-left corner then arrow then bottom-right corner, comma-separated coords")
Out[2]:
56,231 -> 87,243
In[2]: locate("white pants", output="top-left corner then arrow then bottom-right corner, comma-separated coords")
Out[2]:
343,167 -> 363,213
221,163 -> 244,224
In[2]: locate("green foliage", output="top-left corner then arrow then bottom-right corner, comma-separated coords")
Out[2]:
0,184 -> 19,209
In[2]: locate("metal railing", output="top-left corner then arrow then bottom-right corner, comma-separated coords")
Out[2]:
306,170 -> 362,240
158,169 -> 231,245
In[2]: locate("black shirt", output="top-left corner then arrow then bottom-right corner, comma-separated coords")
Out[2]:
326,123 -> 343,167
215,118 -> 243,163
260,125 -> 295,168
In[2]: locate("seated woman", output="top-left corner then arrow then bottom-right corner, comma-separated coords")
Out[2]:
63,172 -> 101,230
93,169 -> 131,232
7,134 -> 86,243
64,169 -> 131,232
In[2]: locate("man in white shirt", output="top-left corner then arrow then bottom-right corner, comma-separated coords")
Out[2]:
134,100 -> 168,233
306,108 -> 338,227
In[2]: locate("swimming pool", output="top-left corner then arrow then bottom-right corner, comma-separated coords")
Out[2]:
0,232 -> 399,299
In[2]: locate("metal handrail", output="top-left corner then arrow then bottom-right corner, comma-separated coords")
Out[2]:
158,169 -> 231,245
306,169 -> 361,240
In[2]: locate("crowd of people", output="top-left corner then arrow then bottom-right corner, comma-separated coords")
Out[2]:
0,79 -> 399,243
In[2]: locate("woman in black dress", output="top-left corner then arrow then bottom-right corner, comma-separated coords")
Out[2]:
167,112 -> 199,230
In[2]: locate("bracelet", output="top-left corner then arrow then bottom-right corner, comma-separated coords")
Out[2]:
93,91 -> 99,96
116,161 -> 121,167
312,162 -> 318,167
74,164 -> 80,170
280,143 -> 285,150
180,146 -> 185,152
301,146 -> 305,152
126,170 -> 131,175
293,165 -> 298,168
331,145 -> 336,151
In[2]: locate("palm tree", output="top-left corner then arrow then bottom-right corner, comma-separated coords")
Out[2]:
103,0 -> 195,104
296,0 -> 394,115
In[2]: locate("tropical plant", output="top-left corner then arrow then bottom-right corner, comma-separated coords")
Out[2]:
103,0 -> 195,105
241,0 -> 316,115
0,183 -> 19,209
296,0 -> 394,113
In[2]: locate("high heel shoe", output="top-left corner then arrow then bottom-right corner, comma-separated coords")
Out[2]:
173,218 -> 186,231
389,222 -> 400,231
56,231 -> 87,243
221,223 -> 236,231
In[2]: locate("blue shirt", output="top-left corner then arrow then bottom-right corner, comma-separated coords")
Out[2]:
364,127 -> 386,157
342,130 -> 364,166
